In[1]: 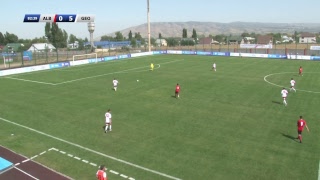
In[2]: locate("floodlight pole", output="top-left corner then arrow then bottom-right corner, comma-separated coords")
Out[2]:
88,22 -> 95,52
147,0 -> 151,52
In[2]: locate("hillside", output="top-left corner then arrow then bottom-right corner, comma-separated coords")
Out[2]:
96,21 -> 320,40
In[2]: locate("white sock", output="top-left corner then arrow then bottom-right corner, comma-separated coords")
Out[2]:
109,125 -> 112,131
105,125 -> 108,131
283,100 -> 287,105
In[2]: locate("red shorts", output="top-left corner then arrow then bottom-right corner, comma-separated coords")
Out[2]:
175,91 -> 180,93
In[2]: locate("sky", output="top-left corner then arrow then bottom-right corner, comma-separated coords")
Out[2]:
1,0 -> 320,39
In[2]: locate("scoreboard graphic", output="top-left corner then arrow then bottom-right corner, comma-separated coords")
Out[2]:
23,14 -> 95,23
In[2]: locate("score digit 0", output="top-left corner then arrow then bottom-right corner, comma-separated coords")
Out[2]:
59,16 -> 63,22
55,14 -> 76,22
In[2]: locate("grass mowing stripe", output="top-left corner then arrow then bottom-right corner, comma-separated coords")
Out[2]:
0,116 -> 182,180
55,59 -> 183,85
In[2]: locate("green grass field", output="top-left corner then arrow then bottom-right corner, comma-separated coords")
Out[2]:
0,54 -> 320,180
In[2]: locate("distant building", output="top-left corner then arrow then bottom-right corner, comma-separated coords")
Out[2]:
27,43 -> 56,52
3,43 -> 24,52
228,36 -> 242,44
257,35 -> 273,44
84,41 -> 140,49
155,39 -> 167,46
243,37 -> 255,44
299,32 -> 316,44
67,41 -> 79,49
199,37 -> 215,44
281,35 -> 294,43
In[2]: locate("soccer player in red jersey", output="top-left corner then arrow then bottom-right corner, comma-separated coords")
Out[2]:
96,165 -> 108,180
299,66 -> 303,76
175,83 -> 180,98
297,116 -> 309,143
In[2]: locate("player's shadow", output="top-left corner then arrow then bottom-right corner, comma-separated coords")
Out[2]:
171,95 -> 177,98
281,133 -> 298,142
272,101 -> 281,105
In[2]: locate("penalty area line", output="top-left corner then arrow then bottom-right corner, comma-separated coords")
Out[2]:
5,76 -> 56,85
55,59 -> 183,85
0,116 -> 182,180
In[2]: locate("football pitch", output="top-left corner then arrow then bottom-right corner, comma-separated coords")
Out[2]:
0,54 -> 320,180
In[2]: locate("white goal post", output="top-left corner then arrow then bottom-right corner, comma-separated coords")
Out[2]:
72,53 -> 98,63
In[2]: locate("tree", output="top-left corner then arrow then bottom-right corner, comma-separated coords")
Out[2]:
115,31 -> 124,41
150,37 -> 156,46
140,38 -> 146,46
100,35 -> 114,41
294,31 -> 299,43
45,23 -> 51,40
241,32 -> 250,38
128,30 -> 133,40
69,34 -> 77,43
191,28 -> 197,42
182,28 -> 187,38
134,32 -> 142,40
84,37 -> 88,42
62,30 -> 68,47
166,38 -> 178,47
131,38 -> 137,48
0,32 -> 5,45
159,33 -> 162,39
214,34 -> 225,43
31,37 -> 46,44
272,33 -> 281,44
4,32 -> 19,43
43,23 -> 68,48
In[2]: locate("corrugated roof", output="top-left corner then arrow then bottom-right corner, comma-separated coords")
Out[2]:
2,43 -> 24,52
300,32 -> 315,37
199,37 -> 213,44
257,35 -> 273,44
27,43 -> 56,52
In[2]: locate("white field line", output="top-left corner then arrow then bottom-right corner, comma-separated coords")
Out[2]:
55,59 -> 183,85
57,56 -> 170,72
263,72 -> 320,94
3,59 -> 182,86
0,116 -> 182,180
318,160 -> 320,180
5,76 -> 56,85
14,167 -> 39,180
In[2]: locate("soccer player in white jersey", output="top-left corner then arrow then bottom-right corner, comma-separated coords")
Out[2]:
104,109 -> 112,133
212,63 -> 216,71
290,78 -> 296,92
281,88 -> 289,106
112,78 -> 119,91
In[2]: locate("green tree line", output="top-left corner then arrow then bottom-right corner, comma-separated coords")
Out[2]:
0,23 -> 89,51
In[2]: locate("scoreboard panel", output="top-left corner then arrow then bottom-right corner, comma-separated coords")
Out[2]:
23,14 -> 95,23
